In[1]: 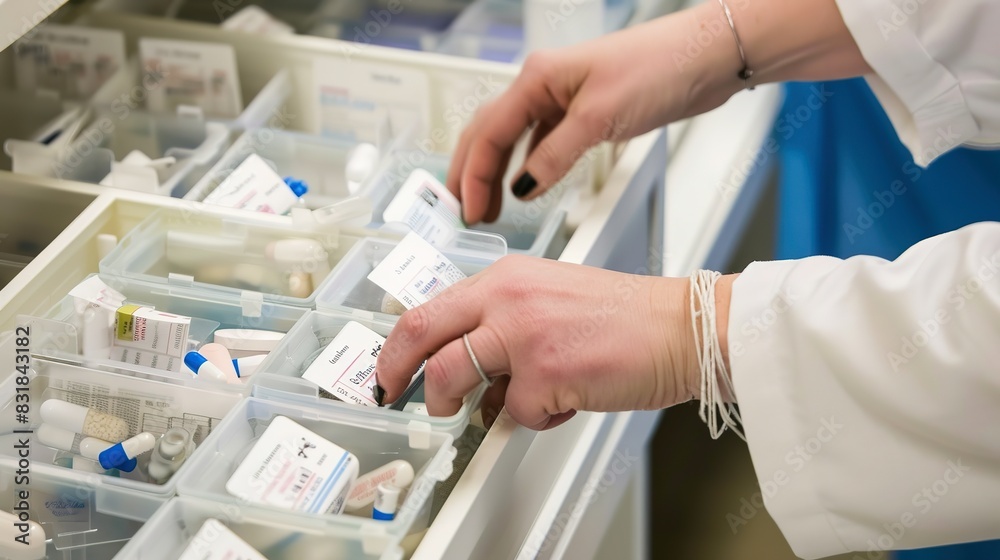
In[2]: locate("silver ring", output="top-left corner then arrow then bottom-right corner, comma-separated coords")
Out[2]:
463,333 -> 493,386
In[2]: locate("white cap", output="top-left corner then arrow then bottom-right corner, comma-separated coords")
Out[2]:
373,483 -> 402,520
40,400 -> 90,433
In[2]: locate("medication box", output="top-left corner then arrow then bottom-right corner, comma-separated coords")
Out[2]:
252,310 -> 487,438
116,496 -> 410,560
0,357 -> 243,520
176,398 -> 456,544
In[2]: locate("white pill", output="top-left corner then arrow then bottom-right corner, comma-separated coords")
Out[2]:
40,400 -> 130,443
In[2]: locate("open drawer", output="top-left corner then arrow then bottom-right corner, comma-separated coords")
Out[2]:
0,8 -> 677,560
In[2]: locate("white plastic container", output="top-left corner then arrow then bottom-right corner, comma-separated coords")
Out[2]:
0,357 -> 244,520
115,497 -> 409,560
176,398 -> 456,545
251,310 -> 486,438
98,207 -> 369,307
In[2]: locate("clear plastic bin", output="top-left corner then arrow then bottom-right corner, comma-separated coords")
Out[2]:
23,273 -> 306,386
251,310 -> 486,439
0,462 -> 145,559
98,207 -> 369,308
312,235 -> 503,321
176,398 -> 456,545
368,153 -> 571,257
183,129 -> 395,210
0,357 -> 244,520
115,497 -> 412,560
54,108 -> 231,197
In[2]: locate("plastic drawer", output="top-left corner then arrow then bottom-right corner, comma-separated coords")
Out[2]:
0,357 -> 244,520
312,236 -> 501,322
24,273 -> 305,388
98,207 -> 368,308
115,497 -> 413,559
0,179 -> 97,292
0,91 -> 82,172
251,310 -> 486,439
0,462 -> 145,559
176,398 -> 456,545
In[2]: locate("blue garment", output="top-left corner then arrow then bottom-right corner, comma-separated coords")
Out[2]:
774,78 -> 1000,560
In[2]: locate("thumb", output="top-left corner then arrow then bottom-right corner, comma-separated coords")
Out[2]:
512,113 -> 604,200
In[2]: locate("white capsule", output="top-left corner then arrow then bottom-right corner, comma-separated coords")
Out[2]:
37,424 -> 83,454
0,510 -> 46,560
40,400 -> 130,443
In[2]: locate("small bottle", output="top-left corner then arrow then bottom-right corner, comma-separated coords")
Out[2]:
40,400 -> 130,443
185,351 -> 229,382
372,483 -> 401,521
345,142 -> 379,194
98,432 -> 156,471
148,427 -> 196,484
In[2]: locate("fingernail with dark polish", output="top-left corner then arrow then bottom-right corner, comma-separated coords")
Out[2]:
374,383 -> 386,406
512,172 -> 537,198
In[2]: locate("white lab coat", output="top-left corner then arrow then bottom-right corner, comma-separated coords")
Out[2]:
729,0 -> 1000,558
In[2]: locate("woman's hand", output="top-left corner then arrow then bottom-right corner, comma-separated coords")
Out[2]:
450,2 -> 745,224
374,256 -> 735,430
450,0 -> 868,224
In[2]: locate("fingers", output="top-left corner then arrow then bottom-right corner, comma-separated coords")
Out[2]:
480,375 -> 510,429
375,277 -> 482,401
423,327 -> 508,417
513,113 -> 603,201
451,61 -> 565,224
504,375 -> 576,431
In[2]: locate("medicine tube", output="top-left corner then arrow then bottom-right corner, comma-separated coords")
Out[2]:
40,399 -> 130,443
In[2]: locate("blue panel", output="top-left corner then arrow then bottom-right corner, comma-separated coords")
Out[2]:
774,78 -> 1000,560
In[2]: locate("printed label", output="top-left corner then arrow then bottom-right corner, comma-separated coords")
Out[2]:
140,38 -> 243,119
202,153 -> 298,214
302,321 -> 384,407
14,24 -> 126,101
114,305 -> 190,358
367,232 -> 467,310
225,416 -> 357,515
383,168 -> 464,246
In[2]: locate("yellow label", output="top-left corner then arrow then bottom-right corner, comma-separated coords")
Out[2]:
116,304 -> 142,341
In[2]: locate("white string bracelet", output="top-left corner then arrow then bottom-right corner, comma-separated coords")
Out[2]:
689,269 -> 745,441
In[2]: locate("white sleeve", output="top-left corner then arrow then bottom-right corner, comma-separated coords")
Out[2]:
834,0 -> 1000,166
729,222 -> 1000,559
